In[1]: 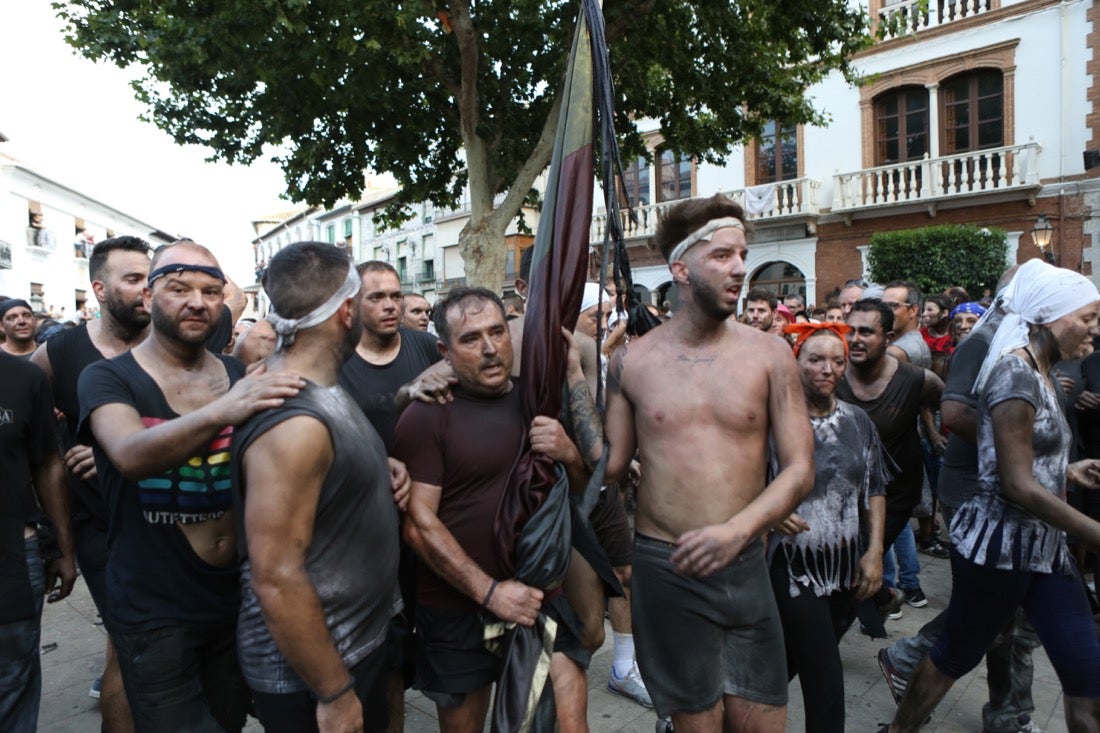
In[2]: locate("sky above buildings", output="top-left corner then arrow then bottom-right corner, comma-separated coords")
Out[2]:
1,4 -> 295,282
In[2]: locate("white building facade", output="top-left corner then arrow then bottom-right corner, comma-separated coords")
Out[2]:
0,153 -> 173,313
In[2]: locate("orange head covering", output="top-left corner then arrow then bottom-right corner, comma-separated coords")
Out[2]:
783,321 -> 852,357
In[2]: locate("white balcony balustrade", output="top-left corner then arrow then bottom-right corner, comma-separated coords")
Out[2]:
591,177 -> 820,244
877,0 -> 993,40
831,142 -> 1040,213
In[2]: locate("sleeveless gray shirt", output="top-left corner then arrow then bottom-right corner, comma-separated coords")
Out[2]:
232,382 -> 402,694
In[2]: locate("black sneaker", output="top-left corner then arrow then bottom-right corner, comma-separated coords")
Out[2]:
905,588 -> 928,608
655,716 -> 674,733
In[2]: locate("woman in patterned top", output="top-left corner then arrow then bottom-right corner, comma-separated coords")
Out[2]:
884,259 -> 1100,733
772,322 -> 889,733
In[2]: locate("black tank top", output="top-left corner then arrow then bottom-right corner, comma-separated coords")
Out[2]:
46,323 -> 108,526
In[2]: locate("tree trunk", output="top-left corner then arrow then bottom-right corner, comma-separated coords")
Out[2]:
458,213 -> 509,292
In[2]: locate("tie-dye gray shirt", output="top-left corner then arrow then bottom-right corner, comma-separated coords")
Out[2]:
770,400 -> 890,597
950,354 -> 1073,575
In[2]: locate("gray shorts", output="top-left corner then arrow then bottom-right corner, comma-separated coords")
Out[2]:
631,534 -> 788,716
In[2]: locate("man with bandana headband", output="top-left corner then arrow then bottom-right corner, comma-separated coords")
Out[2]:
603,194 -> 814,733
77,240 -> 304,732
233,242 -> 406,733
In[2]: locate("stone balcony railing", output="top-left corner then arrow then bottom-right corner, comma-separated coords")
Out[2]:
831,142 -> 1041,213
590,177 -> 821,244
877,0 -> 993,41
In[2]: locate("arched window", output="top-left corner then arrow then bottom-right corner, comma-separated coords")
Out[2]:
874,86 -> 929,165
941,69 -> 1003,153
749,261 -> 806,301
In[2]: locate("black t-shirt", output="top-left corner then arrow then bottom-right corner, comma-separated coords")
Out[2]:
77,351 -> 246,633
837,361 -> 926,515
0,353 -> 56,624
391,384 -> 523,611
338,327 -> 441,449
204,305 -> 234,354
46,322 -> 109,527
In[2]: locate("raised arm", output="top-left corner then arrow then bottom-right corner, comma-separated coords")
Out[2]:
87,366 -> 303,480
395,360 -> 456,410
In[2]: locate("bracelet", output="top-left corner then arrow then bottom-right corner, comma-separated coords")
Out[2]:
314,675 -> 356,705
481,579 -> 499,610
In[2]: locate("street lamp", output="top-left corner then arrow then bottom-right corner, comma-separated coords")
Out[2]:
1031,215 -> 1054,263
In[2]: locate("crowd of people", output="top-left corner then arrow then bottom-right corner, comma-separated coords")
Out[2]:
2,190 -> 1100,733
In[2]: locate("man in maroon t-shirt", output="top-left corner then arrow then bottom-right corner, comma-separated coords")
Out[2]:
394,287 -> 591,733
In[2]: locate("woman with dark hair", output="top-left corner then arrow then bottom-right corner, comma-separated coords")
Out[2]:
884,259 -> 1100,732
771,322 -> 889,733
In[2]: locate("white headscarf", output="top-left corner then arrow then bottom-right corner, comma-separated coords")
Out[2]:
974,259 -> 1100,392
266,263 -> 361,351
580,282 -> 608,314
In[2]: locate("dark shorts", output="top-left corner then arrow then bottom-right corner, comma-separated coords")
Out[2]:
589,487 -> 633,568
72,518 -> 111,626
252,644 -> 389,733
632,534 -> 788,716
415,603 -> 586,708
113,623 -> 251,733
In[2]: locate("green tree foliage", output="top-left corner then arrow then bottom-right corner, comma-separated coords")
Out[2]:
54,0 -> 870,288
867,225 -> 1008,297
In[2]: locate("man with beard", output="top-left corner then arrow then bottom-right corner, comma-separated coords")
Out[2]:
78,240 -> 304,732
837,300 -> 942,631
603,195 -> 814,732
744,288 -> 776,332
31,235 -> 154,732
0,299 -> 38,357
233,243 -> 404,733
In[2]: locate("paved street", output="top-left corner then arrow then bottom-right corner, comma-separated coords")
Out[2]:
38,550 -> 1070,732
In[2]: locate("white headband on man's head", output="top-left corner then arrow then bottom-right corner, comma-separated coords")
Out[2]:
667,217 -> 745,269
265,263 -> 361,351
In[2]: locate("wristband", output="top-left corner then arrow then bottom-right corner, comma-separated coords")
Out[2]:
314,675 -> 356,705
481,579 -> 499,610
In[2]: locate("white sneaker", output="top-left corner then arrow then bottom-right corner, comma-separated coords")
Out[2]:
608,663 -> 654,709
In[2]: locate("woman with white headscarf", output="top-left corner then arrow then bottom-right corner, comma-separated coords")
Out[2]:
883,259 -> 1100,733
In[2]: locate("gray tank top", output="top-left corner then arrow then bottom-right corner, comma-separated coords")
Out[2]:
232,382 -> 402,694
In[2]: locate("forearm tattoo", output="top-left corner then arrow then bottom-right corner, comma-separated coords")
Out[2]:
568,379 -> 604,471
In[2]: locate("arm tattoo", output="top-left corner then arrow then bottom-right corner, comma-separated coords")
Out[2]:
606,343 -> 627,393
568,379 -> 605,471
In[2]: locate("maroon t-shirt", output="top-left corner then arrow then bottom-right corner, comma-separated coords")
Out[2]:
391,384 -> 524,611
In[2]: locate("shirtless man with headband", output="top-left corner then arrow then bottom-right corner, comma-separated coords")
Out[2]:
604,194 -> 814,733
